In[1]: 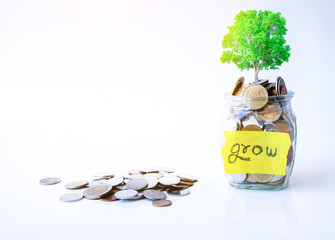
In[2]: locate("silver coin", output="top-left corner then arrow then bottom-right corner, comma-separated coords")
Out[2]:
230,173 -> 247,183
144,173 -> 163,179
128,170 -> 141,175
39,177 -> 61,185
105,176 -> 124,186
128,192 -> 145,200
93,172 -> 115,180
126,178 -> 148,190
65,180 -> 89,189
83,184 -> 113,200
88,179 -> 107,187
177,173 -> 198,182
115,184 -> 127,190
159,175 -> 180,186
152,199 -> 172,207
167,188 -> 190,197
140,167 -> 160,173
143,177 -> 158,189
143,190 -> 167,200
114,189 -> 138,200
159,167 -> 176,173
59,193 -> 83,202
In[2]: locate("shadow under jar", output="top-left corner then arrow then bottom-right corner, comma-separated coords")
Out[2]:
218,91 -> 297,190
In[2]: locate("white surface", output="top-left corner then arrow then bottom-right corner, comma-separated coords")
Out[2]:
1,0 -> 335,239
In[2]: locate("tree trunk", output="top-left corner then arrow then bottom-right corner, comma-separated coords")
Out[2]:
253,62 -> 260,84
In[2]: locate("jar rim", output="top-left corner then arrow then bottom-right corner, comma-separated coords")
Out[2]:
224,90 -> 294,101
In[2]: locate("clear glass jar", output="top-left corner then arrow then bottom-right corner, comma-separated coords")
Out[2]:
218,91 -> 297,190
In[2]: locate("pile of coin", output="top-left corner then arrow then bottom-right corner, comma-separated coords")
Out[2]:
222,76 -> 296,186
39,168 -> 198,207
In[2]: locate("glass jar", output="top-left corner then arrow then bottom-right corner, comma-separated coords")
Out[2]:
218,91 -> 297,190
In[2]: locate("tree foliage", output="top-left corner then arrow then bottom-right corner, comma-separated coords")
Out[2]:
221,10 -> 291,82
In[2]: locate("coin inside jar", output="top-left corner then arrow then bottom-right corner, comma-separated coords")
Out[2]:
250,174 -> 274,183
241,124 -> 262,131
264,120 -> 294,142
255,102 -> 282,123
242,84 -> 268,110
232,77 -> 245,96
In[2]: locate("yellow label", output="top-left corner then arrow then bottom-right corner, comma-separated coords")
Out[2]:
221,131 -> 291,175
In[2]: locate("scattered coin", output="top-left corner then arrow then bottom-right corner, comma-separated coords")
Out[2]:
177,173 -> 198,182
152,199 -> 172,207
144,173 -> 163,179
170,184 -> 189,189
39,177 -> 61,185
167,188 -> 190,197
128,170 -> 141,175
140,167 -> 160,174
115,184 -> 127,190
114,189 -> 138,200
159,167 -> 176,173
105,176 -> 124,186
178,180 -> 194,186
93,172 -> 115,180
143,177 -> 158,189
159,175 -> 180,186
59,193 -> 83,202
255,102 -> 282,122
242,84 -> 268,110
100,192 -> 119,202
126,178 -> 148,190
128,192 -> 145,200
143,190 -> 167,200
83,184 -> 113,200
65,180 -> 89,189
250,174 -> 274,183
41,169 -> 198,207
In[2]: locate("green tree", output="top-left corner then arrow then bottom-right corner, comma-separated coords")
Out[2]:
221,10 -> 291,83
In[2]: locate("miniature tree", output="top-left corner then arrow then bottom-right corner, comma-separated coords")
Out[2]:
221,10 -> 291,83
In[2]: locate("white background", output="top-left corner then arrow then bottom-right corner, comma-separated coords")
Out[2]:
1,0 -> 335,239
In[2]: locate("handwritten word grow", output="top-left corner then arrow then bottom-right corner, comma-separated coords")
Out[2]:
228,143 -> 277,164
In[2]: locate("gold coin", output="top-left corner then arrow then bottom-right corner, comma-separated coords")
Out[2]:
65,180 -> 89,189
250,174 -> 274,183
241,124 -> 262,131
242,84 -> 268,110
255,102 -> 282,122
232,77 -> 245,96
